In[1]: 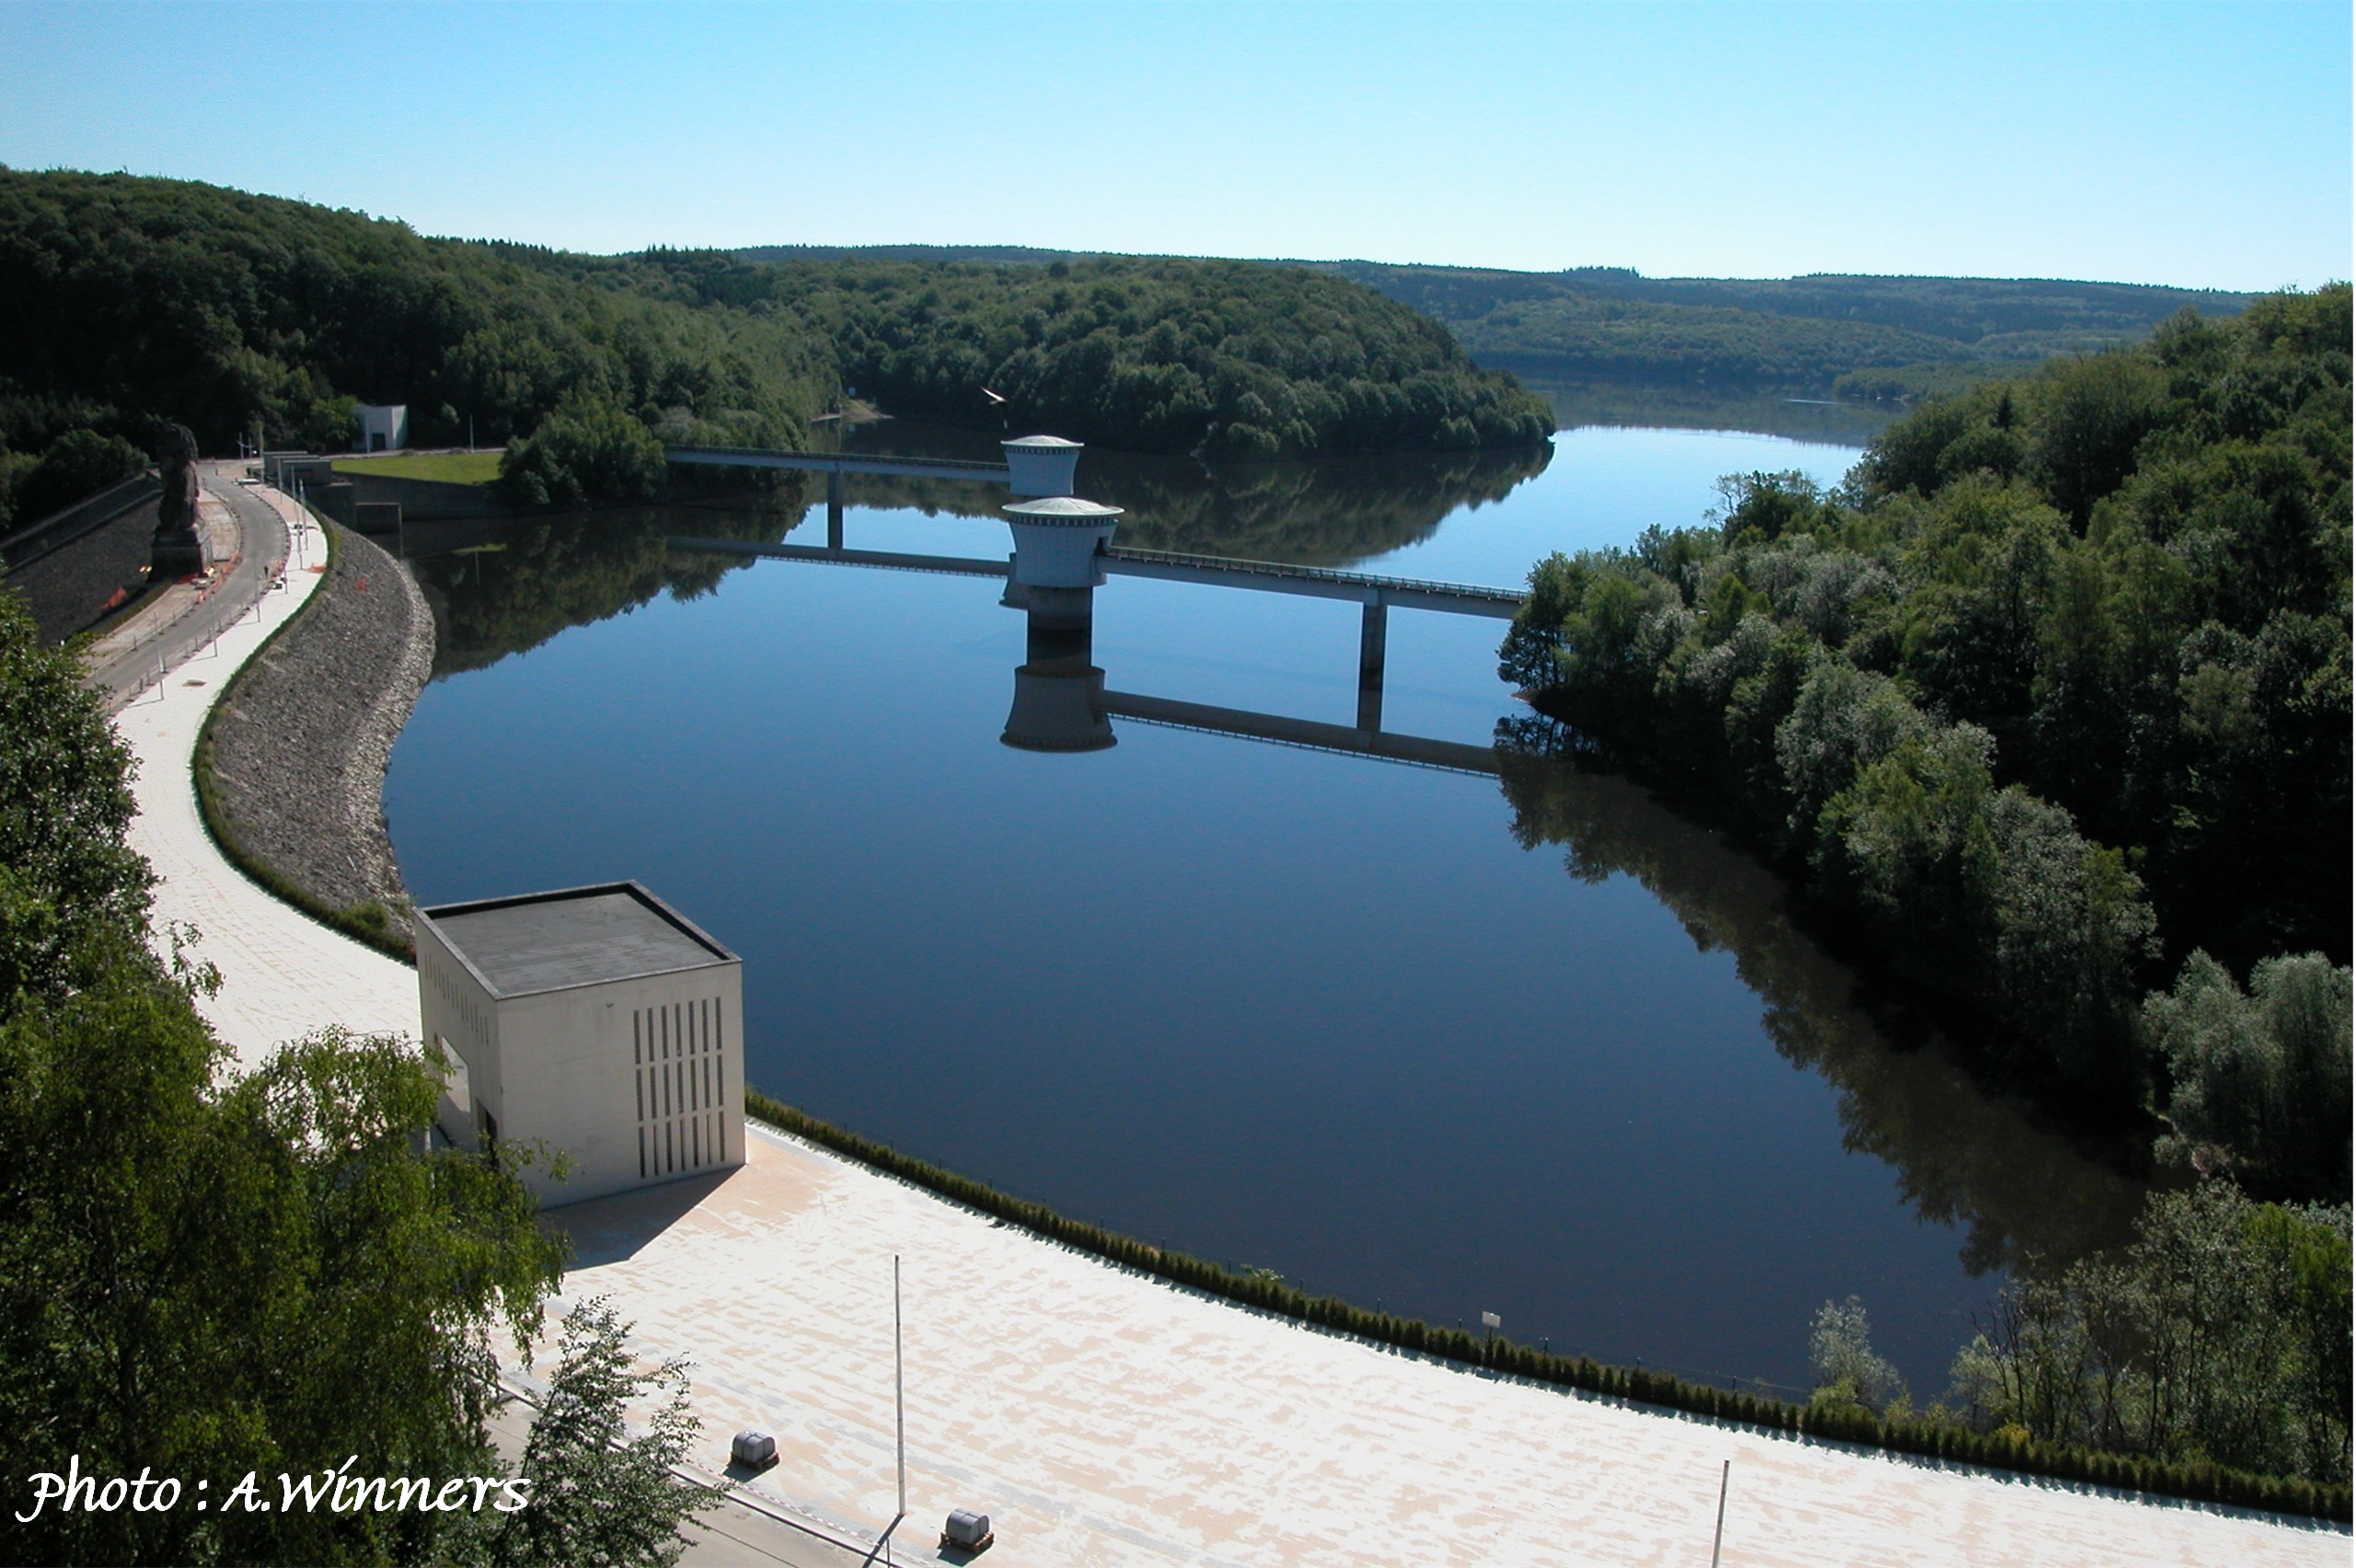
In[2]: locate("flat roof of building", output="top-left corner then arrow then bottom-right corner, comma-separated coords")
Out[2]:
422,882 -> 735,998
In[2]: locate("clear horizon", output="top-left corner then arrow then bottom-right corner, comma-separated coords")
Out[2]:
2,1 -> 2348,294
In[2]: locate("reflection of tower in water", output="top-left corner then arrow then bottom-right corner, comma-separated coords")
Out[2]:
999,492 -> 1123,754
999,582 -> 1113,753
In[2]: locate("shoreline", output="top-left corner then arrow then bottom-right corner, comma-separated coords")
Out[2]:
122,484 -> 2348,1559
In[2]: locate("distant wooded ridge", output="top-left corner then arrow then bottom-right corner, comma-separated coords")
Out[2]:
737,244 -> 2257,398
0,170 -> 1551,530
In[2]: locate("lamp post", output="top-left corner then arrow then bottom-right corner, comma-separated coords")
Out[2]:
1710,1459 -> 1730,1567
895,1253 -> 907,1525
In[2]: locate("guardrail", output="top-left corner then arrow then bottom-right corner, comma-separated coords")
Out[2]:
93,484 -> 303,711
1105,546 -> 1523,605
665,445 -> 1011,479
667,536 -> 1011,580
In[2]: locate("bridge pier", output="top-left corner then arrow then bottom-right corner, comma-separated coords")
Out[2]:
826,469 -> 844,549
1357,595 -> 1387,733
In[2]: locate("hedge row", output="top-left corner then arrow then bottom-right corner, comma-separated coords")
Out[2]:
189,511 -> 418,966
742,1087 -> 2350,1522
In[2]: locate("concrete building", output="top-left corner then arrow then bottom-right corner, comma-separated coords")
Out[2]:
356,404 -> 409,452
417,882 -> 745,1207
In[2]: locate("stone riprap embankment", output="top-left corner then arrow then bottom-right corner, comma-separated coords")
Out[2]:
203,521 -> 433,949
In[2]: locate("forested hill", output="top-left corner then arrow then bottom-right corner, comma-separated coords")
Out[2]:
528,248 -> 1556,460
0,172 -> 1552,532
737,243 -> 2253,400
1331,263 -> 2254,396
0,170 -> 833,528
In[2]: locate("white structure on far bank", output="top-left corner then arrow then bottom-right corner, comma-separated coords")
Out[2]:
417,882 -> 745,1207
356,403 -> 409,452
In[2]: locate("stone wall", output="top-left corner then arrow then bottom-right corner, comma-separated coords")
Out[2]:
203,523 -> 434,949
6,495 -> 161,643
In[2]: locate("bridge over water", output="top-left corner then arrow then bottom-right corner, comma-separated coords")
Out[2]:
665,437 -> 1529,773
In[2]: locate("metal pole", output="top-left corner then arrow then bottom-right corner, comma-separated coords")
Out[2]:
895,1254 -> 906,1520
1710,1458 -> 1730,1567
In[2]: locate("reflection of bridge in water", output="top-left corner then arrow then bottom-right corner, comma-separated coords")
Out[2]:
667,532 -> 1520,777
667,434 -> 1527,776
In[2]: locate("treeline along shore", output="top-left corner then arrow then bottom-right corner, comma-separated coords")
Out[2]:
0,167 -> 2261,542
1499,286 -> 2350,1488
0,168 -> 1551,533
740,241 -> 2256,402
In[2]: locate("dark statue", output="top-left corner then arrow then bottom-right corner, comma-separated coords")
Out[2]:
149,423 -> 206,579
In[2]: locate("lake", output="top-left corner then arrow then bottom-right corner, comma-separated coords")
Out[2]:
386,417 -> 2145,1400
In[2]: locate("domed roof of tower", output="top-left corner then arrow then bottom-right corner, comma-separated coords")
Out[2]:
1002,496 -> 1123,521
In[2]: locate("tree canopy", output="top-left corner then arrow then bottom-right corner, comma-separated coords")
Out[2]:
0,170 -> 1555,531
0,566 -> 720,1563
1334,261 -> 2252,396
533,248 -> 1557,459
736,244 -> 2253,398
1499,286 -> 2351,1196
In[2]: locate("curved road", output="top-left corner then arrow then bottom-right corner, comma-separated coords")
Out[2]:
83,463 -> 305,709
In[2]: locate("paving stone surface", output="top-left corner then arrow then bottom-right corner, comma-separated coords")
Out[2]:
521,1127 -> 2350,1568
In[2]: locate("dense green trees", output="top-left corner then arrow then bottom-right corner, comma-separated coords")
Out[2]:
556,248 -> 1556,458
2144,952 -> 2350,1196
1807,1182 -> 2350,1487
496,393 -> 668,509
1501,287 -> 2350,1193
737,247 -> 2254,400
0,171 -> 1553,531
0,590 -> 152,997
0,426 -> 148,537
1949,1182 -> 2349,1485
0,168 -> 830,525
1334,261 -> 2250,396
0,567 -> 717,1563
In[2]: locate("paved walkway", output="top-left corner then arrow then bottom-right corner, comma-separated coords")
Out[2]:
111,478 -> 414,1069
524,1127 -> 2347,1568
110,483 -> 2348,1566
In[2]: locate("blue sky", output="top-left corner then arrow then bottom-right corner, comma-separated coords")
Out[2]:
2,2 -> 2346,289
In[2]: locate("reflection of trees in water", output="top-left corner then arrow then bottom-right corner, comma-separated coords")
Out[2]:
827,434 -> 1553,568
409,438 -> 1549,673
1493,725 -> 2147,1281
1528,381 -> 1898,448
412,483 -> 813,675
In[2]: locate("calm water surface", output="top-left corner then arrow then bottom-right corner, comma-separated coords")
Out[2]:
387,423 -> 2142,1396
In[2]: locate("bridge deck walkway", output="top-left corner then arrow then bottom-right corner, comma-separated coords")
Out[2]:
667,536 -> 1527,617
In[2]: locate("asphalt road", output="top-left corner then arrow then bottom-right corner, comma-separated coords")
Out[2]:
83,465 -> 301,709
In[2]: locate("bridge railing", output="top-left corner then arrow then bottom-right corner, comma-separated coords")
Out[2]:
664,445 -> 1011,476
1103,546 -> 1525,606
